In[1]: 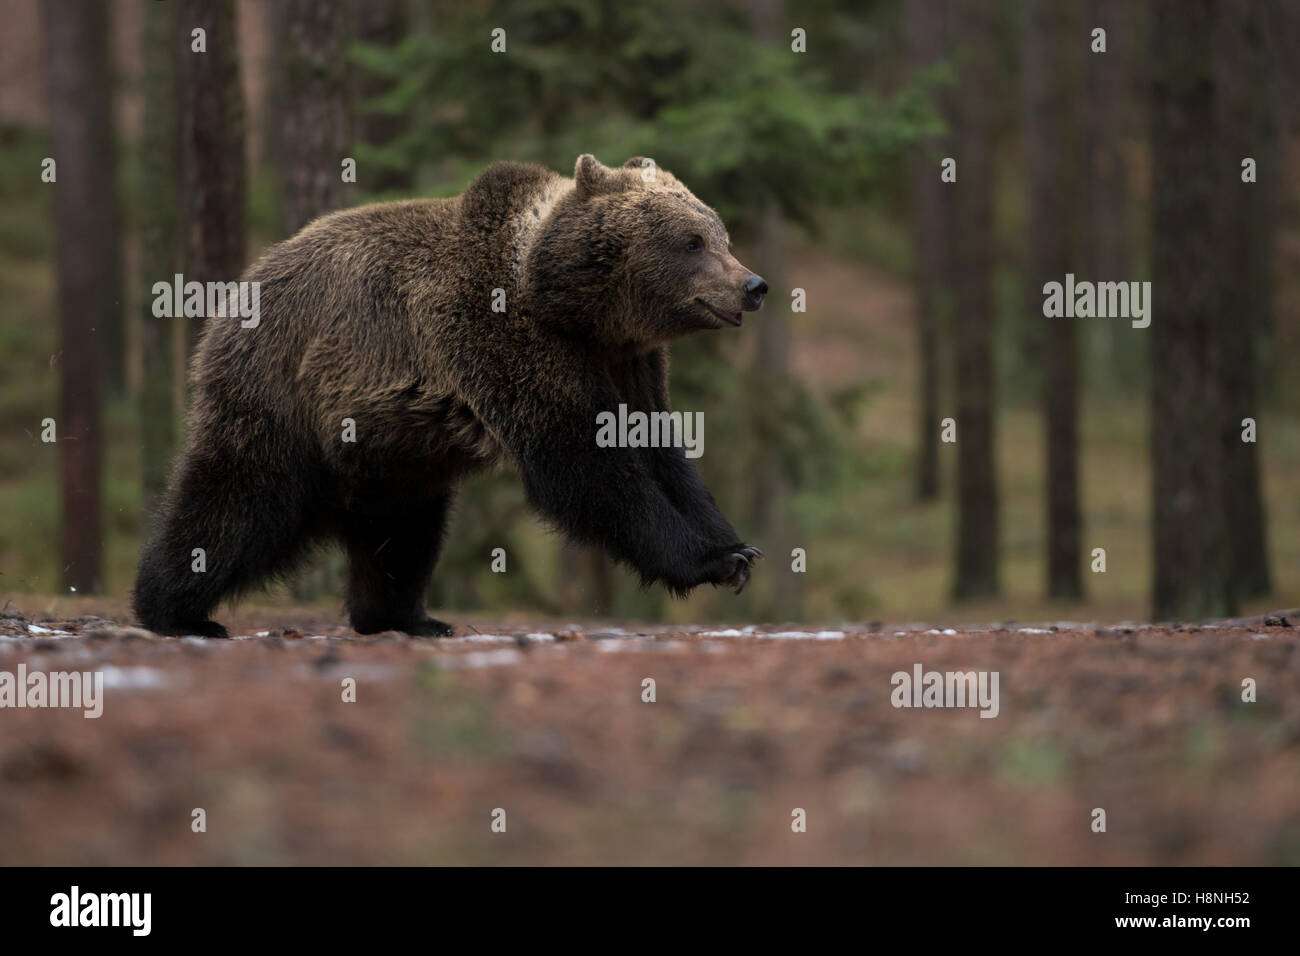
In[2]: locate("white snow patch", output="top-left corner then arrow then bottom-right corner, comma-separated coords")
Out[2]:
594,639 -> 689,653
593,638 -> 684,653
26,624 -> 72,636
697,627 -> 844,640
445,632 -> 557,645
761,630 -> 847,640
698,627 -> 758,637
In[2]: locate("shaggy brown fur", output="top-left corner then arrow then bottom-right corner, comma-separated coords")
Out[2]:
133,155 -> 767,637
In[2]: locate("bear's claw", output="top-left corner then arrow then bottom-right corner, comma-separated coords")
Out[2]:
718,546 -> 762,594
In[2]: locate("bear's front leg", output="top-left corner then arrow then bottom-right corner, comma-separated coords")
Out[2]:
515,436 -> 760,597
612,350 -> 762,593
458,343 -> 761,599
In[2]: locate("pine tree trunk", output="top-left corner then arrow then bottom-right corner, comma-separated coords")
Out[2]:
274,0 -> 353,236
1150,0 -> 1235,620
139,0 -> 184,518
46,0 -> 124,398
1024,0 -> 1082,599
43,1 -> 116,591
905,0 -> 949,503
747,0 -> 802,619
1084,0 -> 1140,391
950,0 -> 1000,600
181,0 -> 247,354
1215,0 -> 1273,599
752,201 -> 803,618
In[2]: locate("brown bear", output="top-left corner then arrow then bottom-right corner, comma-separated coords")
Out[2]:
133,154 -> 767,637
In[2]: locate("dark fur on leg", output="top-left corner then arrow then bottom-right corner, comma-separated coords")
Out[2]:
341,492 -> 455,637
133,428 -> 320,637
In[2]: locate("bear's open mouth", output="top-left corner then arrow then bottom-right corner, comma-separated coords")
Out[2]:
697,299 -> 743,327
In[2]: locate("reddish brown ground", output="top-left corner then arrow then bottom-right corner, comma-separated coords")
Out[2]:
1,602 -> 1297,865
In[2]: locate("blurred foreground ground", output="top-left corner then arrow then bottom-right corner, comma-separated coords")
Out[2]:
1,598 -> 1297,866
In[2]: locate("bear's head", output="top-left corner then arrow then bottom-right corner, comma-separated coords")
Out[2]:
522,154 -> 767,348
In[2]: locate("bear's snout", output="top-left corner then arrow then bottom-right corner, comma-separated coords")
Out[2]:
742,274 -> 768,311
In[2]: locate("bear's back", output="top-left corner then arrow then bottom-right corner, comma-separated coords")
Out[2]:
186,165 -> 564,475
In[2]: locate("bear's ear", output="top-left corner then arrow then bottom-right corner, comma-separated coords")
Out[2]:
623,156 -> 657,182
574,154 -> 616,199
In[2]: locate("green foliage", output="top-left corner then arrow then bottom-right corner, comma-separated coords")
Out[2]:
644,50 -> 940,233
353,0 -> 939,222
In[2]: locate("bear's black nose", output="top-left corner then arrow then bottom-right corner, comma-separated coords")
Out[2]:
742,274 -> 768,310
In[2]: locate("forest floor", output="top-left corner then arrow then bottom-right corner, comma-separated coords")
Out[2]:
1,599 -> 1298,866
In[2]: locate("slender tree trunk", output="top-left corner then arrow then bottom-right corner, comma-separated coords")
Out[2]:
1084,0 -> 1139,391
91,0 -> 124,399
950,0 -> 1000,600
752,201 -> 803,617
46,0 -> 124,398
905,0 -> 949,503
180,0 -> 247,354
1024,0 -> 1083,599
1215,0 -> 1273,599
1150,0 -> 1234,619
139,0 -> 184,518
747,0 -> 802,619
274,0 -> 353,236
1256,0 -> 1299,396
43,1 -> 116,592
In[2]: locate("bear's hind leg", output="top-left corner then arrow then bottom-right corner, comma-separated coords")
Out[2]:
134,445 -> 317,637
342,492 -> 454,637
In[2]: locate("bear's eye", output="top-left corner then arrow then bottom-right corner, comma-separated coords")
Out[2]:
684,236 -> 703,253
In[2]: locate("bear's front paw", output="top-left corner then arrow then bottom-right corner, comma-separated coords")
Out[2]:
705,545 -> 763,594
